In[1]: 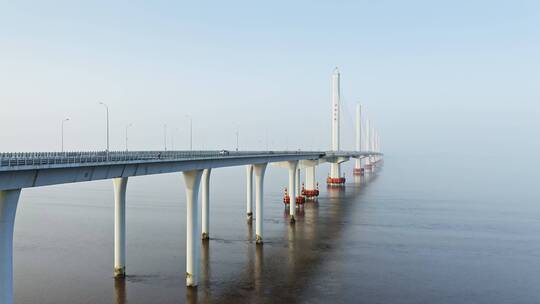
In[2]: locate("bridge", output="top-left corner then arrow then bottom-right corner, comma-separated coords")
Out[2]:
0,68 -> 383,303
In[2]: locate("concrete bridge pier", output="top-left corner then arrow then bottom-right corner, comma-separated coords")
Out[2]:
113,177 -> 128,278
253,163 -> 267,244
330,162 -> 341,179
287,161 -> 298,223
183,170 -> 203,287
201,169 -> 211,240
305,166 -> 316,191
295,168 -> 301,200
0,189 -> 21,304
246,165 -> 253,222
354,158 -> 362,172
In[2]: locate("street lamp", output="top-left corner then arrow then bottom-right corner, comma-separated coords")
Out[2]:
235,128 -> 239,151
61,117 -> 70,152
265,129 -> 269,151
98,102 -> 110,159
125,123 -> 133,151
164,123 -> 167,151
171,127 -> 179,150
186,115 -> 192,150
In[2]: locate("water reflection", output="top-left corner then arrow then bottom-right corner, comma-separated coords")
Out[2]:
111,174 -> 378,304
254,245 -> 263,294
245,222 -> 255,286
200,174 -> 378,303
301,200 -> 318,241
296,205 -> 305,219
287,219 -> 296,271
201,240 -> 211,296
327,184 -> 346,198
186,287 -> 197,304
247,219 -> 253,241
113,278 -> 126,304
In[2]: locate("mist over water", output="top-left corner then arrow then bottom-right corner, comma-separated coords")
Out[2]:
12,153 -> 540,303
2,1 -> 539,303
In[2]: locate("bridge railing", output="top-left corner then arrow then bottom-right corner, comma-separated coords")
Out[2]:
0,150 -> 323,168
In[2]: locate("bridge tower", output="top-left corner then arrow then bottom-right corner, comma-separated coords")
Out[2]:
365,119 -> 372,170
328,68 -> 346,186
353,103 -> 363,175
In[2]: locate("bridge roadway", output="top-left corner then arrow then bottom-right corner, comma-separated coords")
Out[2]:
0,149 -> 381,303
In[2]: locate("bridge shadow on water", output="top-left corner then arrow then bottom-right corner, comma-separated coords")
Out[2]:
113,170 -> 380,304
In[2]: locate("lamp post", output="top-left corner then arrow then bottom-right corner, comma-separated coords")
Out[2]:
235,128 -> 239,151
98,102 -> 110,159
125,123 -> 133,151
171,127 -> 178,150
265,129 -> 269,151
164,124 -> 167,151
186,115 -> 192,150
61,117 -> 70,152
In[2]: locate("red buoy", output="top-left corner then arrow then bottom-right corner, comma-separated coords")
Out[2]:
283,188 -> 290,205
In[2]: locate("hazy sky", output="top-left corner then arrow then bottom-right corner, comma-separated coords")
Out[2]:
1,1 -> 538,157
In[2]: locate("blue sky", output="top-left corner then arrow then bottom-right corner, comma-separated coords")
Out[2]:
1,1 -> 538,158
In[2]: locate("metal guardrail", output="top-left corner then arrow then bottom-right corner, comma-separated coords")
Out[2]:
0,150 -> 324,168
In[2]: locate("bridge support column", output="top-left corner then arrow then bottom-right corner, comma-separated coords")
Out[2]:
183,170 -> 203,287
0,189 -> 21,304
113,177 -> 128,278
288,161 -> 298,223
295,169 -> 301,198
305,166 -> 318,196
202,169 -> 211,240
365,155 -> 371,171
354,158 -> 362,175
253,163 -> 267,244
305,167 -> 315,190
246,165 -> 253,222
330,163 -> 341,179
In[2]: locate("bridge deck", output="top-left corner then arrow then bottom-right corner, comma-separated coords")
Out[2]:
0,150 -> 380,171
0,151 -> 322,171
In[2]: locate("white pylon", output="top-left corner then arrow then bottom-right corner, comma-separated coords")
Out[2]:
370,125 -> 375,165
288,161 -> 298,223
365,119 -> 371,168
183,170 -> 203,287
305,166 -> 316,190
246,165 -> 253,222
330,67 -> 341,179
201,169 -> 211,240
354,103 -> 362,173
254,163 -> 267,244
113,177 -> 128,278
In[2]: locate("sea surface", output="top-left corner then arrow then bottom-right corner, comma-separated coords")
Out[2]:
13,154 -> 540,303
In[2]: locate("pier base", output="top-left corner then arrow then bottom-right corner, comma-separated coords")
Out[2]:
327,177 -> 346,186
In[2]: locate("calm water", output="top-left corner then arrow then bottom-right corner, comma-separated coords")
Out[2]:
13,154 -> 540,303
